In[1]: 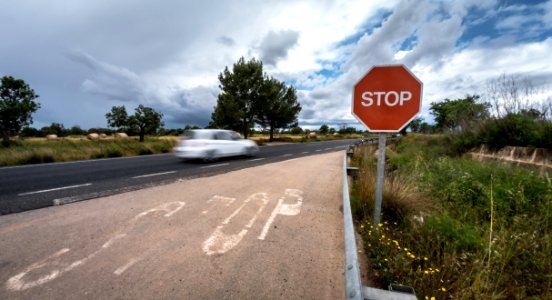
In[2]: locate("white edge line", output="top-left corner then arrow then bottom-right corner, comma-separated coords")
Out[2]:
200,163 -> 230,169
301,151 -> 309,154
132,171 -> 176,179
19,183 -> 93,196
248,158 -> 265,162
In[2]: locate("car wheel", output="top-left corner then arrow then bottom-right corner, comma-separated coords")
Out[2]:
203,150 -> 217,162
246,146 -> 257,157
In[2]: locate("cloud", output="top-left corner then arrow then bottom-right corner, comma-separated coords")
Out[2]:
259,30 -> 300,66
217,36 -> 236,47
68,51 -> 145,102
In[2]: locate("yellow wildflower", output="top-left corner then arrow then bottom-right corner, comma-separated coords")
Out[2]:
441,287 -> 447,292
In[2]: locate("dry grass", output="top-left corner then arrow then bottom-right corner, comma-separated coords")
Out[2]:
0,137 -> 176,166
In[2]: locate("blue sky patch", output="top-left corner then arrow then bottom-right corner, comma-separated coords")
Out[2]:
458,1 -> 551,48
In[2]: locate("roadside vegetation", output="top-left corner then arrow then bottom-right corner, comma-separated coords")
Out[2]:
351,134 -> 551,299
0,137 -> 175,166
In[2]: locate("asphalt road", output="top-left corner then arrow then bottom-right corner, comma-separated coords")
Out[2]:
0,139 -> 357,215
0,151 -> 345,299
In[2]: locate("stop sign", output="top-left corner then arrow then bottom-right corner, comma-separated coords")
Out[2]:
352,65 -> 422,132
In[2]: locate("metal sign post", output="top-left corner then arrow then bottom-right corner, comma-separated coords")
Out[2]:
374,133 -> 386,227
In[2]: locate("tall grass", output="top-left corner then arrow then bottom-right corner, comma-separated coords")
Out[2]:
351,134 -> 551,299
0,137 -> 176,166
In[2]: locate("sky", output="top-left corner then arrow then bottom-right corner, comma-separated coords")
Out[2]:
2,0 -> 552,130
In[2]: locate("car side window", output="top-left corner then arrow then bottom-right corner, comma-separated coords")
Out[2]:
215,132 -> 233,141
230,131 -> 242,140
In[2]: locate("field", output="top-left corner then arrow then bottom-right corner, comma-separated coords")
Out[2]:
350,134 -> 551,299
0,136 -> 177,166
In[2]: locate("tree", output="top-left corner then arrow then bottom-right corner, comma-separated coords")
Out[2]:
430,95 -> 490,133
319,124 -> 329,135
290,126 -> 303,135
41,122 -> 66,137
105,105 -> 163,142
255,76 -> 301,141
128,105 -> 164,142
211,57 -> 264,138
486,74 -> 540,118
407,117 -> 424,133
67,125 -> 86,136
0,76 -> 40,145
106,105 -> 129,131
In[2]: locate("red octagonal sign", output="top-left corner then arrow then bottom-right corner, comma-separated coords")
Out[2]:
352,65 -> 423,132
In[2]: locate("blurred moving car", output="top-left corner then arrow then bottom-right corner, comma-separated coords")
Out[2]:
174,129 -> 259,161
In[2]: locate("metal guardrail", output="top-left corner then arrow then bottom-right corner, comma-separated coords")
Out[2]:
343,152 -> 364,300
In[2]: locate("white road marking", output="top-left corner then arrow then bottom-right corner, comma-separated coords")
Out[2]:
202,193 -> 269,256
259,189 -> 303,240
6,201 -> 185,291
114,258 -> 140,276
132,171 -> 176,179
202,195 -> 236,214
18,183 -> 92,196
282,154 -> 293,157
324,148 -> 332,150
315,149 -> 322,152
301,151 -> 309,154
201,163 -> 229,169
248,158 -> 265,162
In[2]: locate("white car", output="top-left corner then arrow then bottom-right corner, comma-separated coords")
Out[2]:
174,129 -> 259,161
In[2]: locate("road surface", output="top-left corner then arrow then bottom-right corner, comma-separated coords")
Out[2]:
0,139 -> 356,214
0,151 -> 345,299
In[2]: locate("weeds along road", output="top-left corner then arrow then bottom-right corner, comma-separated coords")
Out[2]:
0,151 -> 345,299
0,139 -> 355,215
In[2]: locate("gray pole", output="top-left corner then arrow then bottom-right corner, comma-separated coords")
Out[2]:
374,133 -> 387,228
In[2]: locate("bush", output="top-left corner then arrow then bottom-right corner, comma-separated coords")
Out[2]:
482,114 -> 538,150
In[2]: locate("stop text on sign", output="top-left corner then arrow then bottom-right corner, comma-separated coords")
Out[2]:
361,91 -> 412,107
351,65 -> 422,132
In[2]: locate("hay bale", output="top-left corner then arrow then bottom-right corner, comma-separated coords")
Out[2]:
46,134 -> 58,140
114,132 -> 128,139
87,133 -> 99,140
99,133 -> 107,139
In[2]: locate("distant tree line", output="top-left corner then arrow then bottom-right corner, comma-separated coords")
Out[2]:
408,74 -> 552,154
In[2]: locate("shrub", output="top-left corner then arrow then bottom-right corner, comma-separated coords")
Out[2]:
482,114 -> 538,150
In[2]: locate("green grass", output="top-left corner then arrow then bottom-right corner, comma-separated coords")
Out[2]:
351,134 -> 551,299
0,137 -> 176,166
